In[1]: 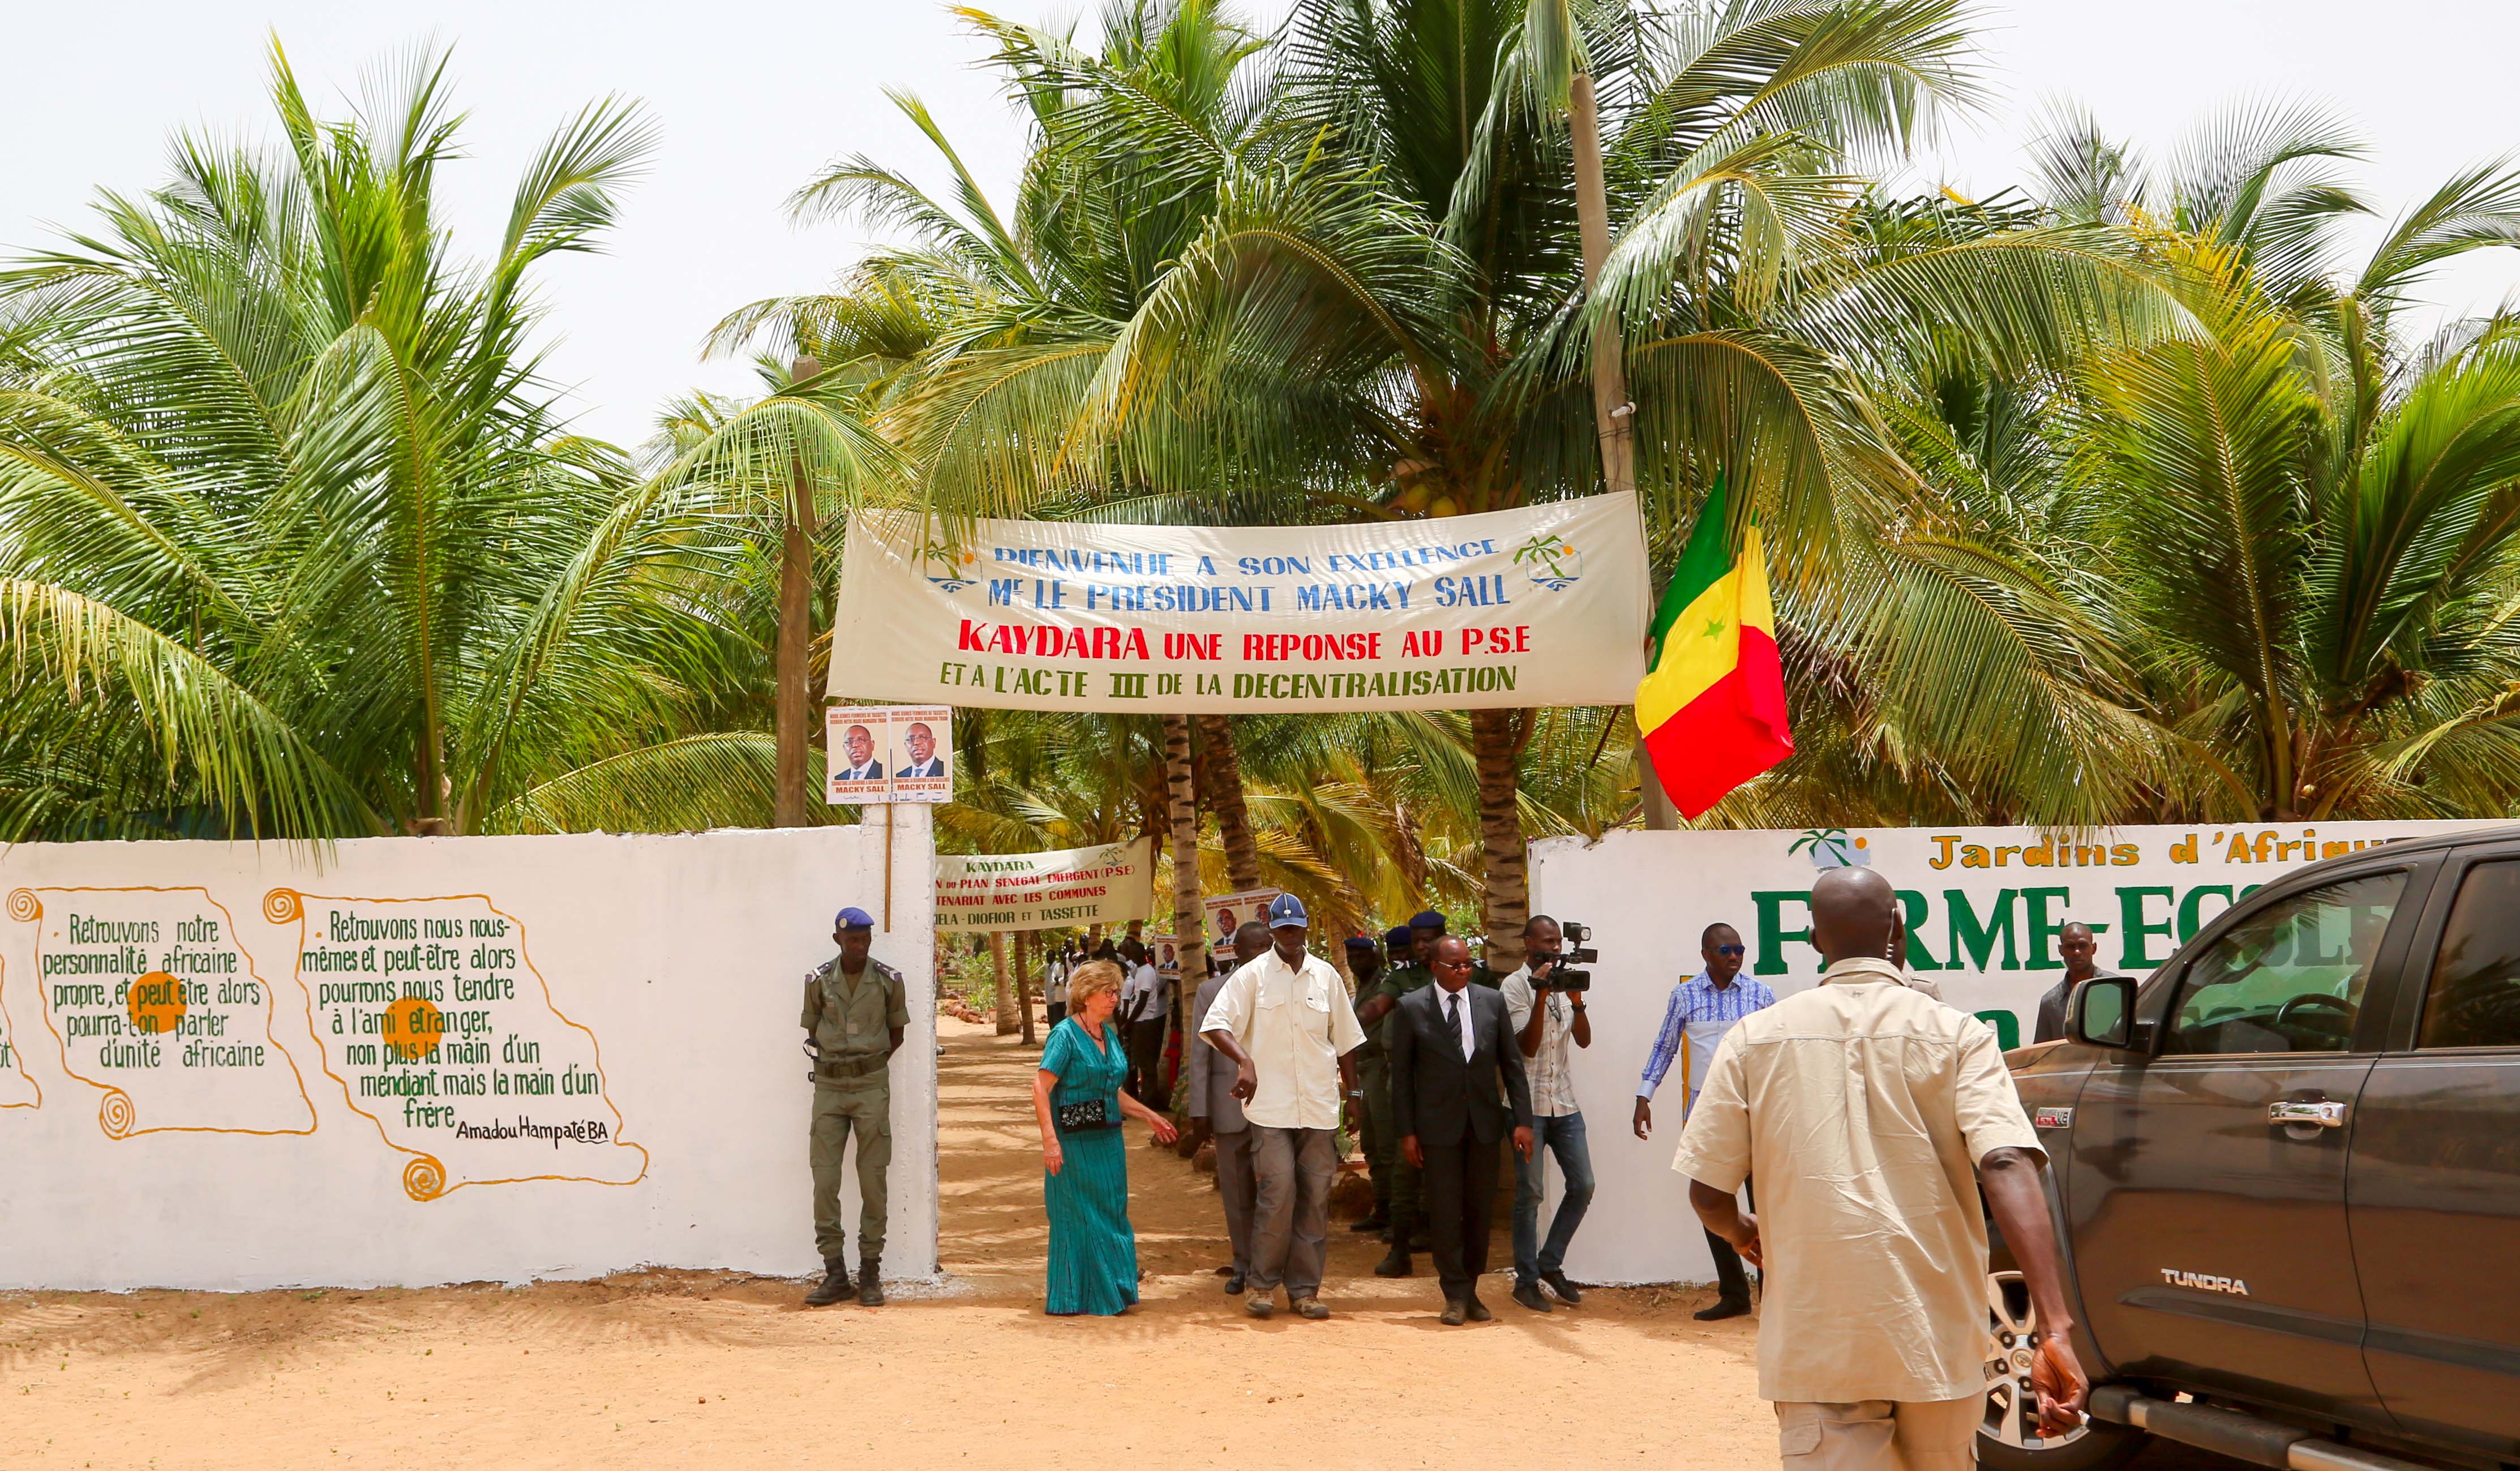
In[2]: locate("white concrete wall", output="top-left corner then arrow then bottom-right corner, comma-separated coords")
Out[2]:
0,818 -> 937,1291
1528,819 -> 2501,1285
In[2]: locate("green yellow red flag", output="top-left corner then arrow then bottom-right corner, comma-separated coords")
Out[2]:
1636,479 -> 1792,817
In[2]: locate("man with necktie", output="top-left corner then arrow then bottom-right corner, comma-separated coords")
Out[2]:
1389,935 -> 1533,1326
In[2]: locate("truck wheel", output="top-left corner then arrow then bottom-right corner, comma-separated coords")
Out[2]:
1979,1270 -> 2145,1471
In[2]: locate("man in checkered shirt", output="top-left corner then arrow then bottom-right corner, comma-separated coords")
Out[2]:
1498,914 -> 1595,1313
1635,920 -> 1775,1320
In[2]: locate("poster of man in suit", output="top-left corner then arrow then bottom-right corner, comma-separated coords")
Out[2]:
825,707 -> 896,804
1203,889 -> 1278,957
889,707 -> 953,803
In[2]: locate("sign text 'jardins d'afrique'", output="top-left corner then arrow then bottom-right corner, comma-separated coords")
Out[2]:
828,497 -> 1651,713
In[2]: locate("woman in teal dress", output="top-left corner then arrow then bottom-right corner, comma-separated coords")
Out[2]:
1032,959 -> 1176,1315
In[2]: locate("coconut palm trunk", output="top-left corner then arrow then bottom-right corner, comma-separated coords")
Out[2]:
1197,714 -> 1263,893
1471,707 -> 1530,972
1015,929 -> 1036,1045
1164,715 -> 1207,1113
991,930 -> 1018,1035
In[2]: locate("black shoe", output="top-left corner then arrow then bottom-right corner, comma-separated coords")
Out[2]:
1372,1247 -> 1413,1278
858,1258 -> 885,1307
803,1258 -> 854,1307
1542,1271 -> 1584,1305
1224,1271 -> 1247,1295
1694,1296 -> 1751,1321
1439,1299 -> 1467,1326
1511,1280 -> 1552,1313
1349,1210 -> 1390,1234
1212,1264 -> 1237,1276
1464,1296 -> 1493,1322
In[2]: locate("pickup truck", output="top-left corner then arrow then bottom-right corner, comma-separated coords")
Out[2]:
1983,827 -> 2520,1471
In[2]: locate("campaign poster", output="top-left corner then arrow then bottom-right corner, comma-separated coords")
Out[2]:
825,707 -> 895,804
1203,888 -> 1279,951
889,707 -> 954,804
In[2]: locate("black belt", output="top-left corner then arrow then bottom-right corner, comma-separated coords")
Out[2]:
815,1054 -> 890,1082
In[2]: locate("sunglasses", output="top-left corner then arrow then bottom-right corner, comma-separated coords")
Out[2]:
1712,944 -> 1745,957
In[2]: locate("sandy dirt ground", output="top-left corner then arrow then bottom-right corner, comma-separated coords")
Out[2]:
2,1016 -> 2217,1470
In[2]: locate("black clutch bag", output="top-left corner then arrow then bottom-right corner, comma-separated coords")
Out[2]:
1056,1097 -> 1116,1132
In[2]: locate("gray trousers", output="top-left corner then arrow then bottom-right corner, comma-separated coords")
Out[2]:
1249,1125 -> 1337,1298
1214,1126 -> 1258,1276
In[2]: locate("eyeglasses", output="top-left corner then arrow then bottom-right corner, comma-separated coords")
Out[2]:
1713,945 -> 1745,957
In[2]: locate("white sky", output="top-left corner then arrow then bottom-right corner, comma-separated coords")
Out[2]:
7,1 -> 2517,450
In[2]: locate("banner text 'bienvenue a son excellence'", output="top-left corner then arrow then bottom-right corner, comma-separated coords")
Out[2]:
827,498 -> 1651,713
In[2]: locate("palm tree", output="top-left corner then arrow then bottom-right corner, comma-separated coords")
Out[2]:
994,0 -> 2182,964
1784,101 -> 2520,824
0,44 -> 780,839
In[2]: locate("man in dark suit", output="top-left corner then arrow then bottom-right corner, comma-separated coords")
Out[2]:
834,724 -> 884,782
1390,934 -> 1533,1324
894,721 -> 948,779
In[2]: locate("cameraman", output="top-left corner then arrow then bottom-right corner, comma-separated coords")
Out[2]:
1497,914 -> 1595,1313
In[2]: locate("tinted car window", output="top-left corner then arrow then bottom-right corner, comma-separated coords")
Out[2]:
2164,872 -> 2405,1054
2420,859 -> 2520,1049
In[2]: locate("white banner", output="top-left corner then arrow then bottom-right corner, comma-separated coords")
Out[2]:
933,838 -> 1153,934
828,496 -> 1651,712
1528,818 -> 2504,1286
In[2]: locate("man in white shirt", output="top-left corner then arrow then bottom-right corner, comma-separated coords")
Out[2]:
1674,865 -> 2085,1470
1498,914 -> 1594,1314
1199,893 -> 1366,1322
1044,946 -> 1071,1029
1117,940 -> 1168,1105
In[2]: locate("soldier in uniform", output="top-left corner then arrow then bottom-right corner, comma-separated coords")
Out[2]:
1343,930 -> 1398,1238
1354,909 -> 1448,1275
802,906 -> 910,1307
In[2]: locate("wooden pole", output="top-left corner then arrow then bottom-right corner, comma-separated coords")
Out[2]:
773,358 -> 821,827
1571,74 -> 1676,833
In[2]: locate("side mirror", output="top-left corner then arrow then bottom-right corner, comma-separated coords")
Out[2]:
2068,976 -> 2139,1050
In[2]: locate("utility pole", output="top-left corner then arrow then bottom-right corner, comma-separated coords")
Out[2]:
1568,63 -> 1675,830
773,355 -> 821,827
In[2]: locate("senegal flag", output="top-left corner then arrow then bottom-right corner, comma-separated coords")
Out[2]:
1636,480 -> 1792,817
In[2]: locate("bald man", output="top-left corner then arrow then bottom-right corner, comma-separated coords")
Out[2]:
1673,866 -> 2086,1469
2033,922 -> 2121,1044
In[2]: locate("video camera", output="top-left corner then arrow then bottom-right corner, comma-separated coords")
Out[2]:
1535,920 -> 1600,993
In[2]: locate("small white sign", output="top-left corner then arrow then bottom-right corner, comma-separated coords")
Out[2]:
888,707 -> 954,805
825,707 -> 897,804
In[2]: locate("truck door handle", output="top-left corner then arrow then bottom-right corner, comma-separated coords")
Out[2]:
2267,1100 -> 2348,1129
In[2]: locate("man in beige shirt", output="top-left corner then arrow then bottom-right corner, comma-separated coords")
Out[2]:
1672,865 -> 2085,1469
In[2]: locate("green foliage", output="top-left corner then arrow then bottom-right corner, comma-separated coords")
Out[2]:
0,43 -> 783,839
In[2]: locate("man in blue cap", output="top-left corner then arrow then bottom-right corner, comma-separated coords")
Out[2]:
801,907 -> 910,1306
1353,908 -> 1451,1273
1198,892 -> 1366,1320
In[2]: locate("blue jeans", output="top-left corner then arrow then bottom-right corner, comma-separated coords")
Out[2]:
1512,1110 -> 1595,1284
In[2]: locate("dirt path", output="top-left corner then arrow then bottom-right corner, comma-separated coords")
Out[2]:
0,1018 -> 1773,1469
